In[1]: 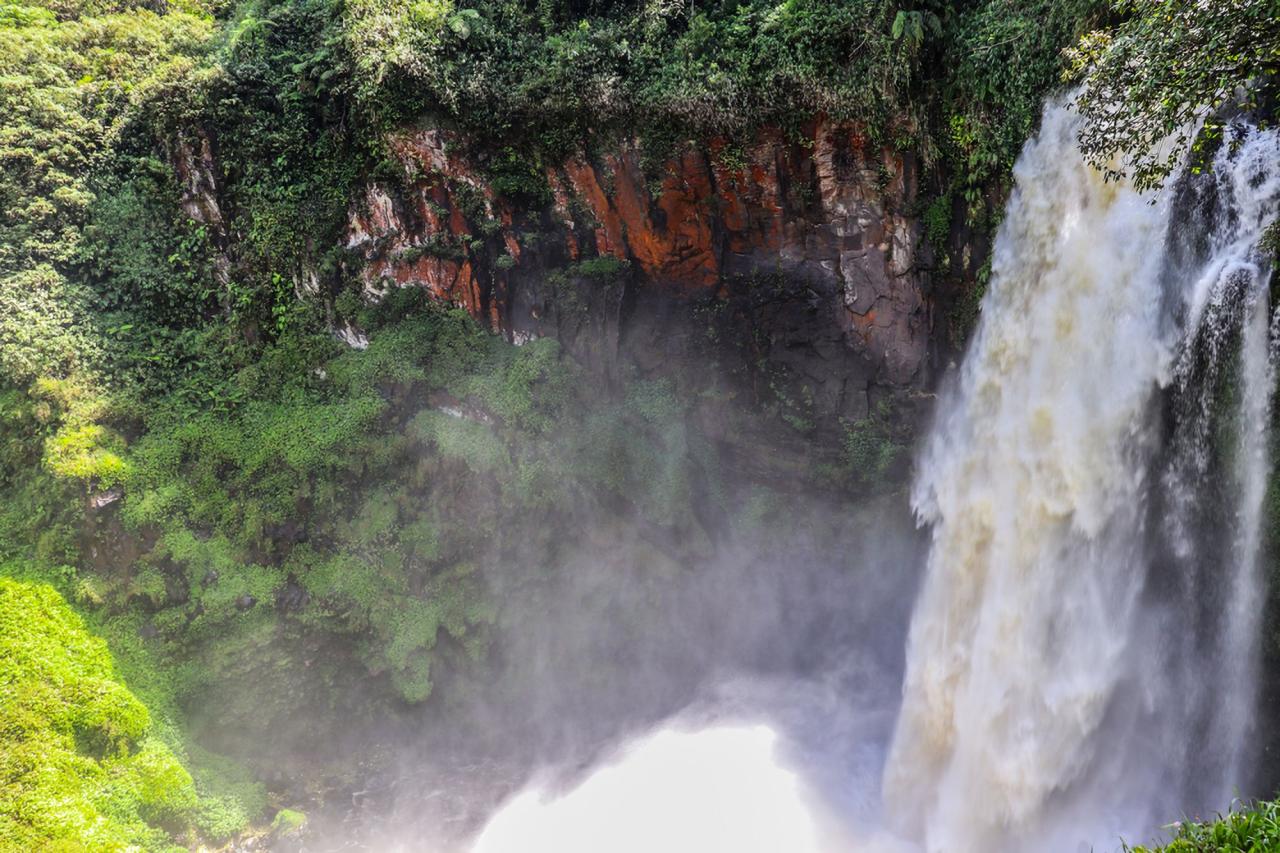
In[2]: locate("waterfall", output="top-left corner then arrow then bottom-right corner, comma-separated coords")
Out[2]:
467,100 -> 1279,853
882,102 -> 1280,852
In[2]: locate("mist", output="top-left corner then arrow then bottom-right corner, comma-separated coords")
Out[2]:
295,101 -> 1280,853
328,484 -> 928,851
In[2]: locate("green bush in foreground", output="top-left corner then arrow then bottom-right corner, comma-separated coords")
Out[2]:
1128,800 -> 1280,852
0,577 -> 199,852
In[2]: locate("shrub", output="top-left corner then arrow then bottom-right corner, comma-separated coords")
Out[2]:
1126,799 -> 1280,851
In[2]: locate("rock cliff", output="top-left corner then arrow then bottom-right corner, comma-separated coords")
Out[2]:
344,120 -> 958,427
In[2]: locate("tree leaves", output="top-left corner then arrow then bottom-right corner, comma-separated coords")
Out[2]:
1070,0 -> 1280,191
447,6 -> 479,39
892,9 -> 941,50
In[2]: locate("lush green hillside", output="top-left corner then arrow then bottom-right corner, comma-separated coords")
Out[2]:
0,574 -> 198,850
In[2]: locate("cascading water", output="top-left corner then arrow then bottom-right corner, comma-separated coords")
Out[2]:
469,100 -> 1280,853
1146,121 -> 1280,812
883,102 -> 1280,851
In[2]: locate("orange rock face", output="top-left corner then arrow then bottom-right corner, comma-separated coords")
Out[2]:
346,119 -> 931,386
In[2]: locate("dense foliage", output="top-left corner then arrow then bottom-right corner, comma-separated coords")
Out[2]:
1070,0 -> 1280,192
0,0 -> 1115,411
1127,799 -> 1280,852
0,0 -> 215,380
340,0 -> 1108,216
0,575 -> 199,851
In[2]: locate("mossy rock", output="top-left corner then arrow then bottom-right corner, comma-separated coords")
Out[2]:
270,808 -> 307,838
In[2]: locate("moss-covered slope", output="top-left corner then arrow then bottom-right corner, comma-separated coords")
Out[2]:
0,576 -> 197,851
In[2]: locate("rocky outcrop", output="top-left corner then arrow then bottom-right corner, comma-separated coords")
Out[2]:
170,130 -> 233,303
346,120 -> 937,398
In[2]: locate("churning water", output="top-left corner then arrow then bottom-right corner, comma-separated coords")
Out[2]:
470,102 -> 1280,852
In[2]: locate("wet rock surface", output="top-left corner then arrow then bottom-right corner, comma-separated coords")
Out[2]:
345,121 -> 942,421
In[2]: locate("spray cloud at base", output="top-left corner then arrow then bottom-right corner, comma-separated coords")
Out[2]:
470,725 -> 825,853
346,489 -> 927,851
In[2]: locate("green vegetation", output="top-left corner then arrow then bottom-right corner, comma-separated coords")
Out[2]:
1070,0 -> 1280,192
0,576 -> 199,851
1126,800 -> 1280,851
349,0 -> 918,150
270,807 -> 307,838
940,0 -> 1102,216
0,285 -> 785,833
840,398 -> 913,492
